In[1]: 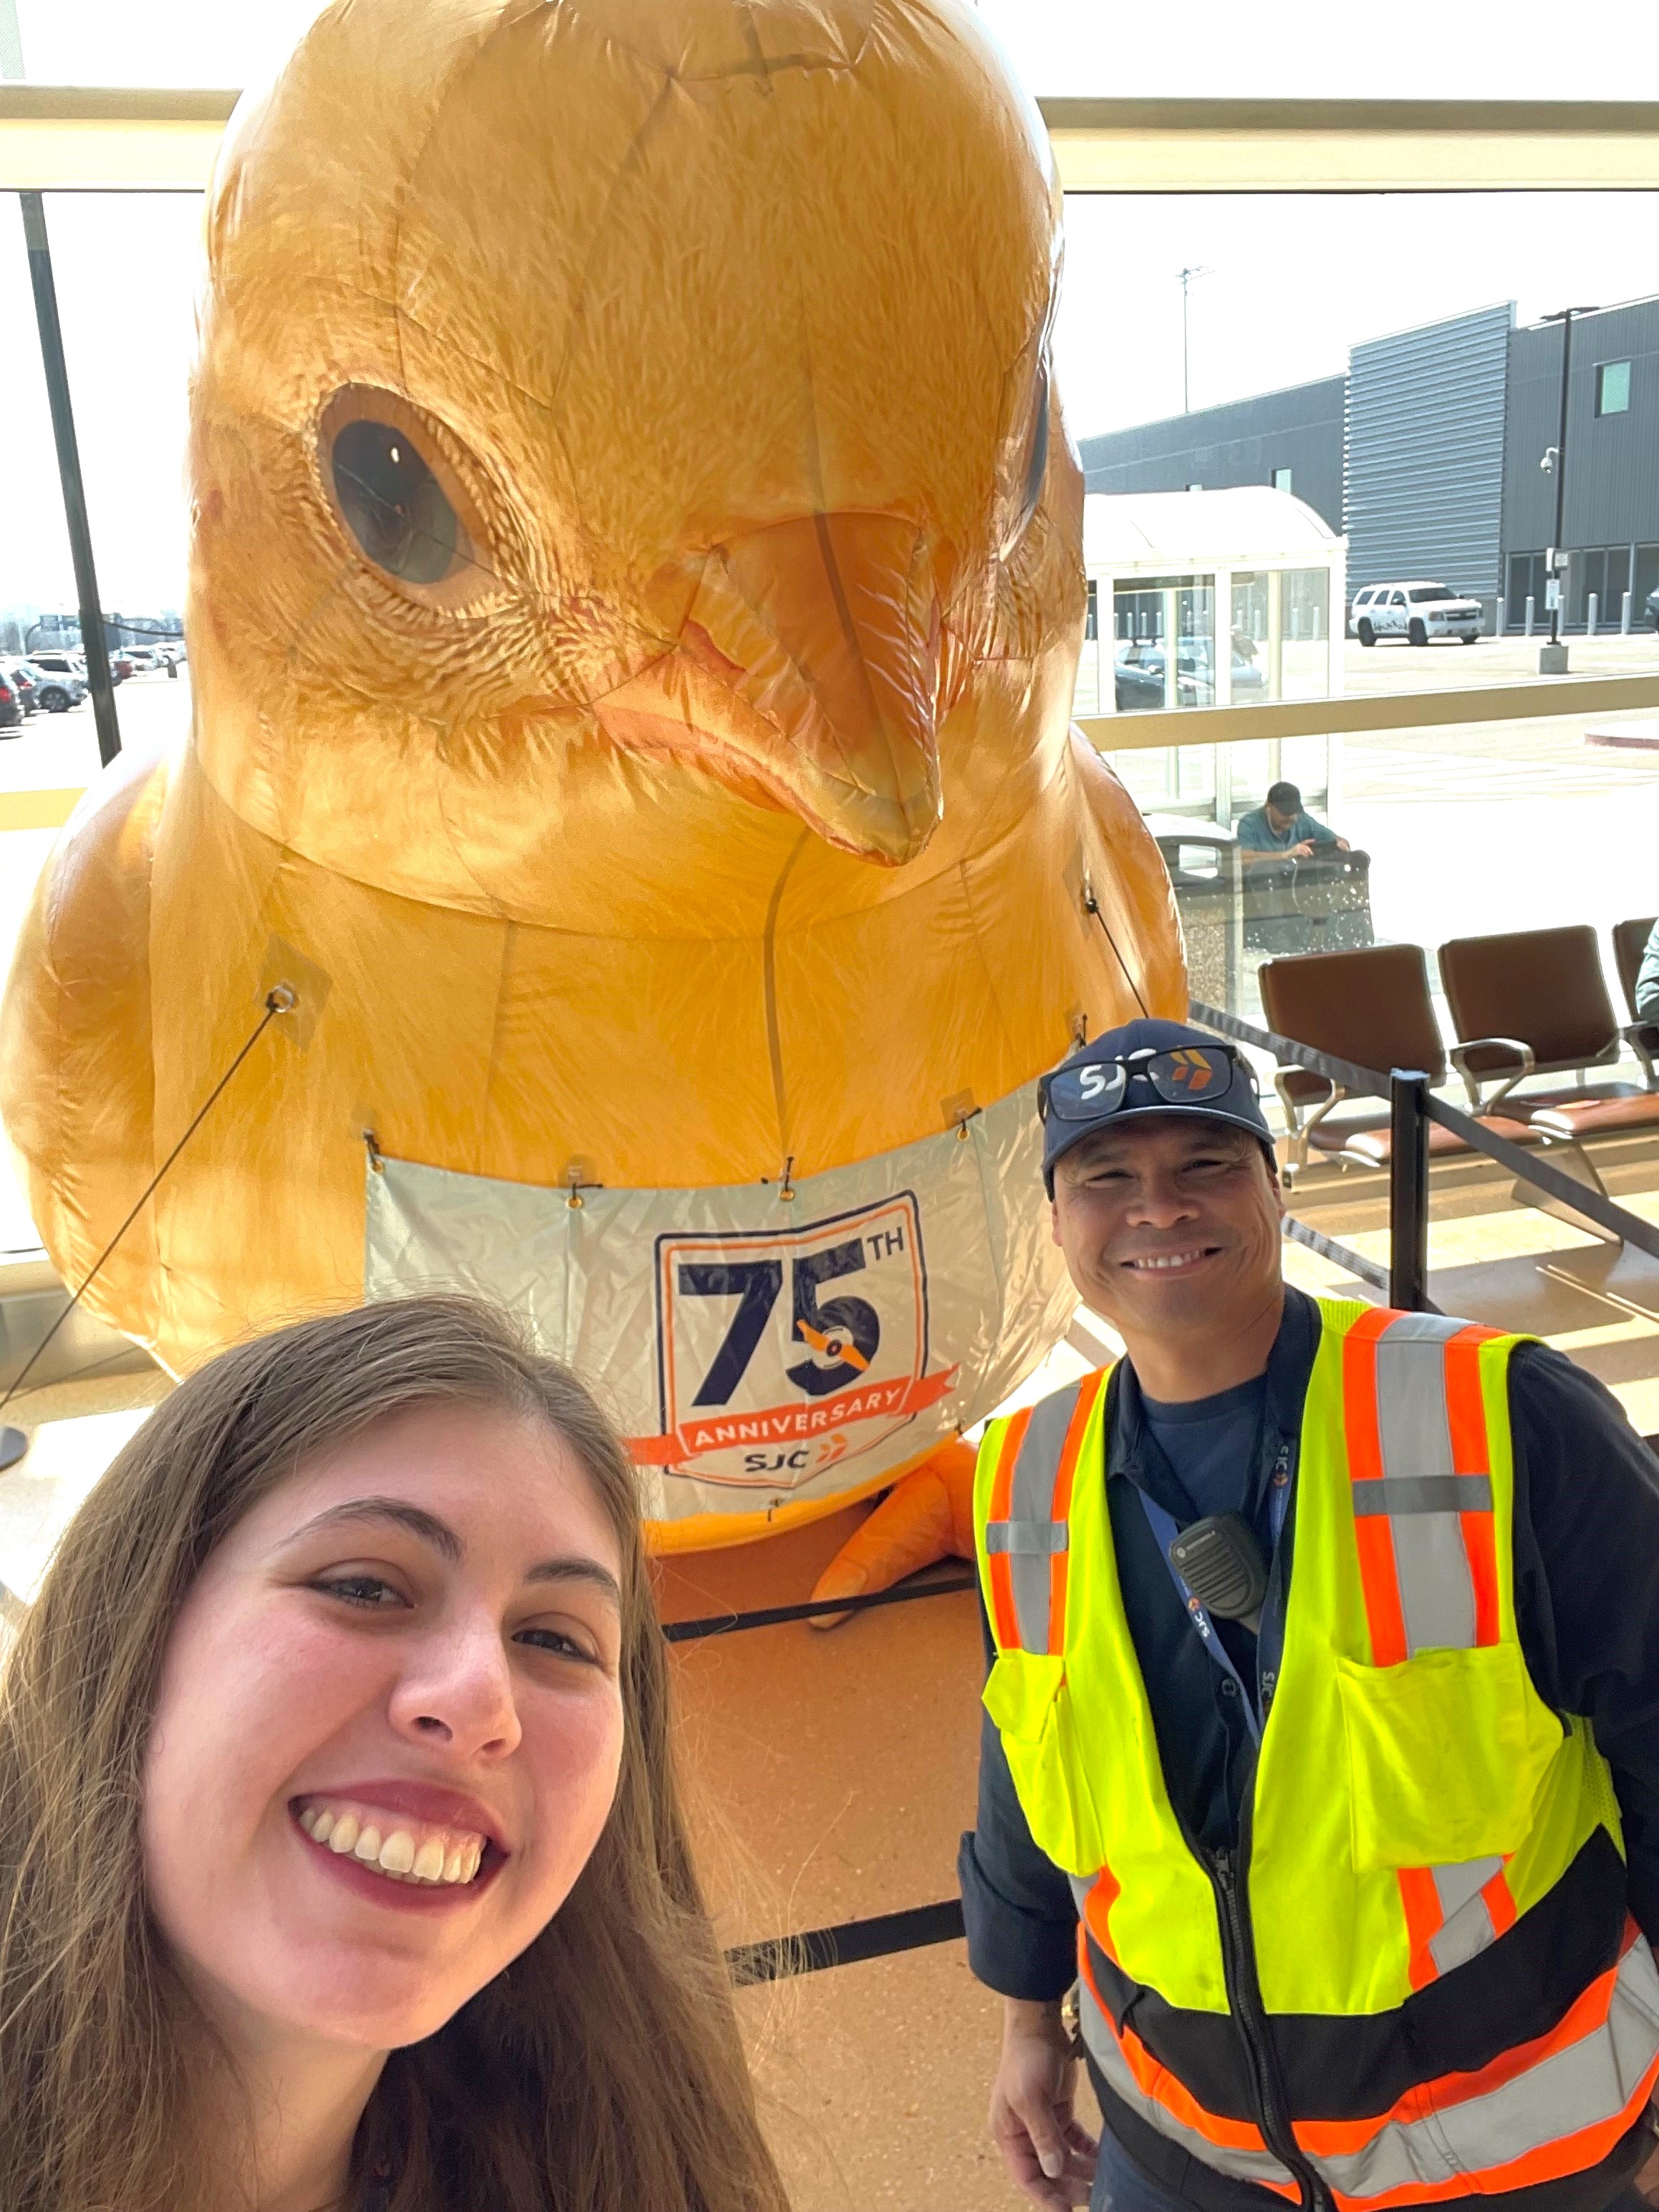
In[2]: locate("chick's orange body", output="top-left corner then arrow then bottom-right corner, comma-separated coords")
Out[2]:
0,0 -> 1181,1543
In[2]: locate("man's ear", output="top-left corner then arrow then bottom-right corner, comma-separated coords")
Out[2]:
1049,1196 -> 1064,1248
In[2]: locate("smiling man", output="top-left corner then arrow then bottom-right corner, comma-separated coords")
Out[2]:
960,1016 -> 1659,2212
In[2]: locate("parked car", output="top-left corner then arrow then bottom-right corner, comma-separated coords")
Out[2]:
29,651 -> 85,681
0,677 -> 20,732
23,659 -> 86,713
1350,581 -> 1483,647
1648,587 -> 1659,633
121,646 -> 162,674
1114,638 -> 1267,711
1,660 -> 39,713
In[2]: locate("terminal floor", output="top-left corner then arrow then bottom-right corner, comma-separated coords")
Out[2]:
656,1506 -> 1061,2212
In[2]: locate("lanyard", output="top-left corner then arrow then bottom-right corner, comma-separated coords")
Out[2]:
1139,1489 -> 1262,1744
1137,1442 -> 1293,1747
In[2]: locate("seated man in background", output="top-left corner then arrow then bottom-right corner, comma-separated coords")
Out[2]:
1235,780 -> 1349,866
1235,782 -> 1370,955
1636,917 -> 1659,1021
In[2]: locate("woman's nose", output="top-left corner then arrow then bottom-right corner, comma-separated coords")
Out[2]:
388,1617 -> 523,1760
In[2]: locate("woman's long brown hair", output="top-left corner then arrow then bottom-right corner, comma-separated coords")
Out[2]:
0,1296 -> 790,2212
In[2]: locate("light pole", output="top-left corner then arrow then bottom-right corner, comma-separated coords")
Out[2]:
1178,265 -> 1213,416
1538,305 -> 1597,671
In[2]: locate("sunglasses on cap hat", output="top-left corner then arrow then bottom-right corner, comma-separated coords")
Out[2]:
1038,1043 -> 1256,1124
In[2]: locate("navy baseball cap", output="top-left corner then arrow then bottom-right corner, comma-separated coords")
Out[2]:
1039,1016 -> 1274,1196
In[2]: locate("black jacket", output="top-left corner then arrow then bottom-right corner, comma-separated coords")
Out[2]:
959,1289 -> 1659,2212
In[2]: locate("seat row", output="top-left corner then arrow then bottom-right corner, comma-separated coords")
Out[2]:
1259,919 -> 1659,1176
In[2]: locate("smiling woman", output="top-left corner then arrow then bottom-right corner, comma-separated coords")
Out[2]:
0,1297 -> 789,2212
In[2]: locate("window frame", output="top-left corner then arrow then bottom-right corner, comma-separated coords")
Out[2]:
1595,360 -> 1632,417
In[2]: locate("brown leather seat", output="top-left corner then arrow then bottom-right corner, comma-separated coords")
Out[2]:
1259,943 -> 1540,1169
1437,925 -> 1659,1138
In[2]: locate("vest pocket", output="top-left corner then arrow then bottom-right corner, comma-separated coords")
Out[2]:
984,1650 -> 1107,1877
1335,1643 -> 1564,1874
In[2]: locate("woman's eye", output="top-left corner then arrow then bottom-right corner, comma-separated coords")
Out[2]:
314,1573 -> 405,1609
514,1625 -> 599,1665
330,418 -> 471,585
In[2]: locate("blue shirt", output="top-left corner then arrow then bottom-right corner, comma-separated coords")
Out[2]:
1636,918 -> 1659,1020
1234,806 -> 1337,853
1140,1373 -> 1267,1527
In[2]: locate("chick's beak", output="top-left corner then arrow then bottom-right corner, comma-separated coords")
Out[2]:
602,512 -> 944,867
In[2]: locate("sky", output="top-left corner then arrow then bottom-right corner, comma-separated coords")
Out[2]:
7,0 -> 1659,609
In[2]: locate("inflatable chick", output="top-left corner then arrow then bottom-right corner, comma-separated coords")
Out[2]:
0,0 -> 1181,1579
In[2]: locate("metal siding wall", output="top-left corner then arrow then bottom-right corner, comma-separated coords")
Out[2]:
1345,305 -> 1511,602
1501,299 -> 1659,603
1077,378 -> 1346,534
1501,324 -> 1561,557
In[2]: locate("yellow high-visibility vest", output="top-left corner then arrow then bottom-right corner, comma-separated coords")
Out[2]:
975,1299 -> 1659,2209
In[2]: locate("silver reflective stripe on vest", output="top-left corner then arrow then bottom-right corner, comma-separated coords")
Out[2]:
1372,1311 -> 1483,1658
1076,1975 -> 1297,2193
985,1524 -> 1068,1554
985,1382 -> 1082,1653
1308,1935 -> 1659,2203
1370,1311 -> 1511,1971
1352,1476 -> 1493,1517
1427,1857 -> 1505,1977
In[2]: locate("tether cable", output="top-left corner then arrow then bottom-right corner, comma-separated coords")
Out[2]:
663,1567 -> 976,1643
727,1897 -> 966,1986
0,988 -> 294,1419
1082,880 -> 1150,1018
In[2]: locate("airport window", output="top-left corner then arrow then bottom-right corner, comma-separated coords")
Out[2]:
1574,547 -> 1632,628
1508,551 -> 1549,630
1596,360 -> 1632,416
1112,575 -> 1216,712
1271,466 -> 1294,491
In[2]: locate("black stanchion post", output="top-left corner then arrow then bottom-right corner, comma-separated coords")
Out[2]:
1388,1069 -> 1430,1312
21,191 -> 120,769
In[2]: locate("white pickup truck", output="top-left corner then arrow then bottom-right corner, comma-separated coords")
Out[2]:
1349,580 -> 1484,647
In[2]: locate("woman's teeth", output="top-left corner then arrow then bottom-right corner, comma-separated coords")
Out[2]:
297,1802 -> 485,1886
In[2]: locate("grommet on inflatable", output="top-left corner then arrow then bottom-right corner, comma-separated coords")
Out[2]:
0,0 -> 1183,1582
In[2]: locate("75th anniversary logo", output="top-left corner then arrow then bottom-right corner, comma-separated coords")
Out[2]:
627,1192 -> 958,1490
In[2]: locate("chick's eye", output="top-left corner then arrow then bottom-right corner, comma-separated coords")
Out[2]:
330,418 -> 470,585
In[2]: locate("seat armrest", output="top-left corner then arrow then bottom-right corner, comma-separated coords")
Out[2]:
1274,1069 -> 1343,1178
1448,1036 -> 1536,1112
1273,1068 -> 1334,1129
1625,1021 -> 1659,1092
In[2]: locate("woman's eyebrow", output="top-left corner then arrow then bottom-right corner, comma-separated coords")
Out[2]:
280,1502 -> 620,1605
283,1497 -> 463,1562
524,1557 -> 622,1608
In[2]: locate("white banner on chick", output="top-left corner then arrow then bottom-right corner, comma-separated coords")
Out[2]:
364,1081 -> 1074,1531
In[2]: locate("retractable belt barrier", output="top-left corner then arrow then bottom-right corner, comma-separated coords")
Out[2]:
1189,997 -> 1659,1270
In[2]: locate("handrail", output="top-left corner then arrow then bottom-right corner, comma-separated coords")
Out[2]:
1076,671 -> 1659,756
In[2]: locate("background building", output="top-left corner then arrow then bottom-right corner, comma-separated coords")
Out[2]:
1077,293 -> 1659,633
1075,377 -> 1346,536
